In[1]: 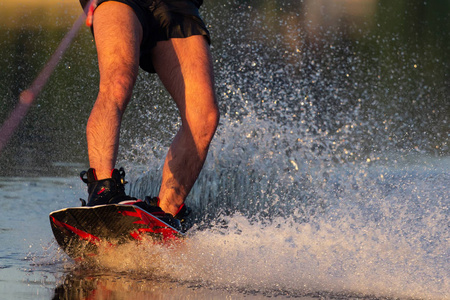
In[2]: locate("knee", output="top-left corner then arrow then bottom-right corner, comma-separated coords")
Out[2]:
189,103 -> 220,146
204,105 -> 220,139
97,73 -> 135,112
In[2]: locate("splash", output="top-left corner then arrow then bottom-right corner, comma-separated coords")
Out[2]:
116,104 -> 449,299
108,2 -> 449,299
77,175 -> 449,299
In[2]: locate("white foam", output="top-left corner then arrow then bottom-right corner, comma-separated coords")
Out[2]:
88,199 -> 448,300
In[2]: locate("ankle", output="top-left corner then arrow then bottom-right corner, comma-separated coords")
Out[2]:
159,201 -> 184,217
80,167 -> 132,206
89,167 -> 114,180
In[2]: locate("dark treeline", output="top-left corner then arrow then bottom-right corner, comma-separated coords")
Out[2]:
0,0 -> 448,176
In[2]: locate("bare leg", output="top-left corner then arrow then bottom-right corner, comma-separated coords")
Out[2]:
151,36 -> 219,216
86,2 -> 142,179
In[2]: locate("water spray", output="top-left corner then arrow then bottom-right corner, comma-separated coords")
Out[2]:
0,0 -> 97,153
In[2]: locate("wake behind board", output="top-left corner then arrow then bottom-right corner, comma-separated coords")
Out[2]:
49,204 -> 183,260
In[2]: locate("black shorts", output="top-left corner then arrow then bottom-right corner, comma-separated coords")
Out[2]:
80,0 -> 210,73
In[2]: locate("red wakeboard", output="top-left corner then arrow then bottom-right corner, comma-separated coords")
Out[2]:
49,204 -> 183,260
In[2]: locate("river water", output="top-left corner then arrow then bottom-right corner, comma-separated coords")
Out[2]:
0,0 -> 449,299
0,154 -> 449,299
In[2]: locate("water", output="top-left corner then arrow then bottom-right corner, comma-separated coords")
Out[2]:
0,154 -> 448,299
1,0 -> 449,299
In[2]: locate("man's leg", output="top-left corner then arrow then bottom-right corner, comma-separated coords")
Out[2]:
151,36 -> 219,216
87,2 -> 142,180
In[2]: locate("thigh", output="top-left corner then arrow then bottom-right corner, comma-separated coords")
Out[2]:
93,2 -> 143,97
151,35 -> 217,119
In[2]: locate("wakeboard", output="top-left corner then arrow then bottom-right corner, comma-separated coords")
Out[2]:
49,204 -> 183,260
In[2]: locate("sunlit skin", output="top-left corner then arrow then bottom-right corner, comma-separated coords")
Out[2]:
86,2 -> 219,216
